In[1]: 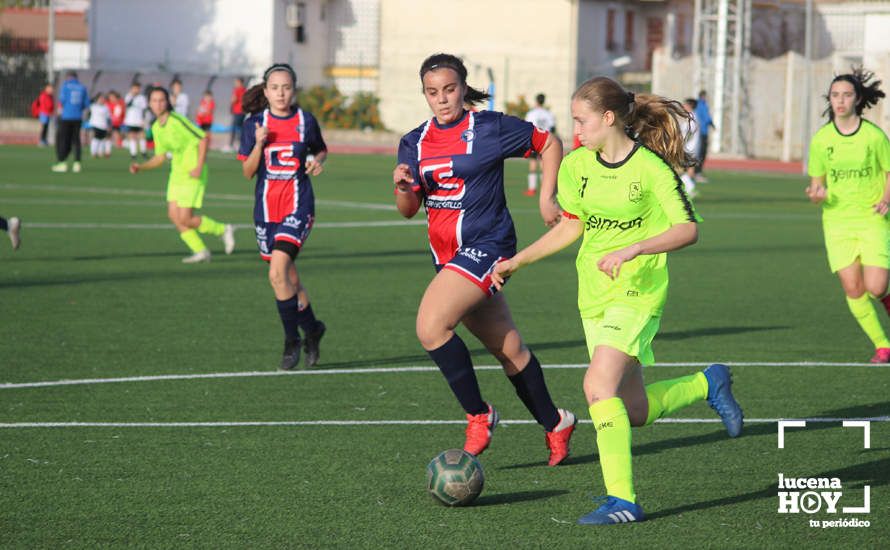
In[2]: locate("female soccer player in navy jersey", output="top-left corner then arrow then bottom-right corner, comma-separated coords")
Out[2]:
392,53 -> 576,466
239,64 -> 327,371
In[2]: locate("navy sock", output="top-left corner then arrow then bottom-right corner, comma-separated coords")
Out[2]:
427,334 -> 487,415
296,302 -> 319,333
275,296 -> 301,343
0,217 -> 6,232
508,353 -> 560,431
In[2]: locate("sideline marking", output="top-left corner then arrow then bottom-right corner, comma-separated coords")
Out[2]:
1,362 -> 885,390
23,220 -> 424,230
1,417 -> 887,429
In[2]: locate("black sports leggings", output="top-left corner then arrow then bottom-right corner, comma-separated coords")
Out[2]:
56,119 -> 82,162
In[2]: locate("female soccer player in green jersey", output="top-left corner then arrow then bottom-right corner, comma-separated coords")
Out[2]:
806,69 -> 890,363
129,87 -> 235,263
493,77 -> 743,525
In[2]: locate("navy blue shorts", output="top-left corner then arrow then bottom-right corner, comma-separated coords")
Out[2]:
436,244 -> 510,296
255,210 -> 315,261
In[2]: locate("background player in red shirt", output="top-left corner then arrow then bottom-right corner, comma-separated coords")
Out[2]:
107,91 -> 126,148
196,90 -> 215,132
239,64 -> 328,370
35,84 -> 54,147
392,53 -> 575,465
229,77 -> 246,151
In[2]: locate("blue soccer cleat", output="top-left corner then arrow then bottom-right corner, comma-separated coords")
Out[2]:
703,363 -> 743,437
577,496 -> 645,525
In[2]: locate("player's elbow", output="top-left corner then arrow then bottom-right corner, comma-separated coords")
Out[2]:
683,222 -> 699,246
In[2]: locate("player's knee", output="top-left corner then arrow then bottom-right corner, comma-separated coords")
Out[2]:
415,315 -> 452,350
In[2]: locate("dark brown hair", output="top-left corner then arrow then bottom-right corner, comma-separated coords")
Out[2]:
419,53 -> 490,106
242,63 -> 298,114
823,67 -> 884,120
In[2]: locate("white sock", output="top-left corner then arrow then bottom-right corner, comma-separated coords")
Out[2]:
527,173 -> 538,191
103,139 -> 112,156
90,138 -> 98,157
139,138 -> 147,153
128,138 -> 137,157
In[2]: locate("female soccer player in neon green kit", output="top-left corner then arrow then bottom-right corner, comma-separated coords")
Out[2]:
806,68 -> 890,363
129,86 -> 235,263
493,77 -> 743,525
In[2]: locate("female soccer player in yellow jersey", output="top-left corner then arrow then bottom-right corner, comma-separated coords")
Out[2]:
806,69 -> 890,363
129,86 -> 235,263
493,77 -> 743,525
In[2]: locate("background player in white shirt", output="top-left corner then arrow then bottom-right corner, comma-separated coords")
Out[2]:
524,93 -> 556,198
679,98 -> 700,198
88,93 -> 112,158
171,79 -> 189,116
124,82 -> 148,159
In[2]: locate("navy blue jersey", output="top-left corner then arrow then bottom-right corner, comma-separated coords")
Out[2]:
238,108 -> 327,223
398,109 -> 548,264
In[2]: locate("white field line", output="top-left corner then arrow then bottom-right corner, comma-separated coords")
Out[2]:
0,182 -> 396,211
24,220 -> 425,230
0,362 -> 885,390
0,417 -> 887,429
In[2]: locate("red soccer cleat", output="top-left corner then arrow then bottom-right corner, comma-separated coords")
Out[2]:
464,403 -> 499,456
870,348 -> 890,364
545,408 -> 577,466
523,189 -> 536,197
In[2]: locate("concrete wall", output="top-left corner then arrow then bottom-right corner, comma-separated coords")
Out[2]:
378,0 -> 577,136
652,49 -> 890,161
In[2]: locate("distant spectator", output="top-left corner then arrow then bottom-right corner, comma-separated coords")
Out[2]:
196,90 -> 215,132
694,90 -> 715,182
52,71 -> 89,173
34,84 -> 54,147
171,78 -> 189,116
229,76 -> 246,151
524,93 -> 556,197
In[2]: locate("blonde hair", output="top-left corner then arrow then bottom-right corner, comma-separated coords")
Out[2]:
573,77 -> 694,168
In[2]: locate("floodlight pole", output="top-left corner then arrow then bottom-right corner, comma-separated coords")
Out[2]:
712,0 -> 728,154
802,0 -> 813,172
47,0 -> 55,84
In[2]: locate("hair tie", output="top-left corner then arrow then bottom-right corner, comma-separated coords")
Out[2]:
627,91 -> 635,103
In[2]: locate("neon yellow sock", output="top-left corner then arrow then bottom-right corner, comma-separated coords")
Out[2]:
197,216 -> 225,236
179,229 -> 207,253
589,397 -> 635,503
846,294 -> 890,348
644,372 -> 708,426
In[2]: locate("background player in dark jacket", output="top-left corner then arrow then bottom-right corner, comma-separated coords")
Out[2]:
393,53 -> 576,466
239,64 -> 327,371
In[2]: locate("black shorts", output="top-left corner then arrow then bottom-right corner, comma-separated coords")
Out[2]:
200,122 -> 212,132
92,128 -> 108,140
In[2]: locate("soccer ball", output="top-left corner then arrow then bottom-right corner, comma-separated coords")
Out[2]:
426,449 -> 484,506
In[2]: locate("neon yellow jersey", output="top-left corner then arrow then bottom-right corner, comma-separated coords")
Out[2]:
557,144 -> 699,317
808,119 -> 890,220
151,112 -> 206,177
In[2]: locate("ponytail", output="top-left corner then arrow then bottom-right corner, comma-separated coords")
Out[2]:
626,94 -> 694,168
241,83 -> 267,114
573,77 -> 693,168
823,66 -> 885,120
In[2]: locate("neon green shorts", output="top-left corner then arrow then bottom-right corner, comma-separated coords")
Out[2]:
581,305 -> 660,365
166,174 -> 207,209
823,216 -> 890,272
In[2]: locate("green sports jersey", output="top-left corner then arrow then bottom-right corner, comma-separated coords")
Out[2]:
151,112 -> 206,177
808,119 -> 890,220
557,144 -> 699,317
